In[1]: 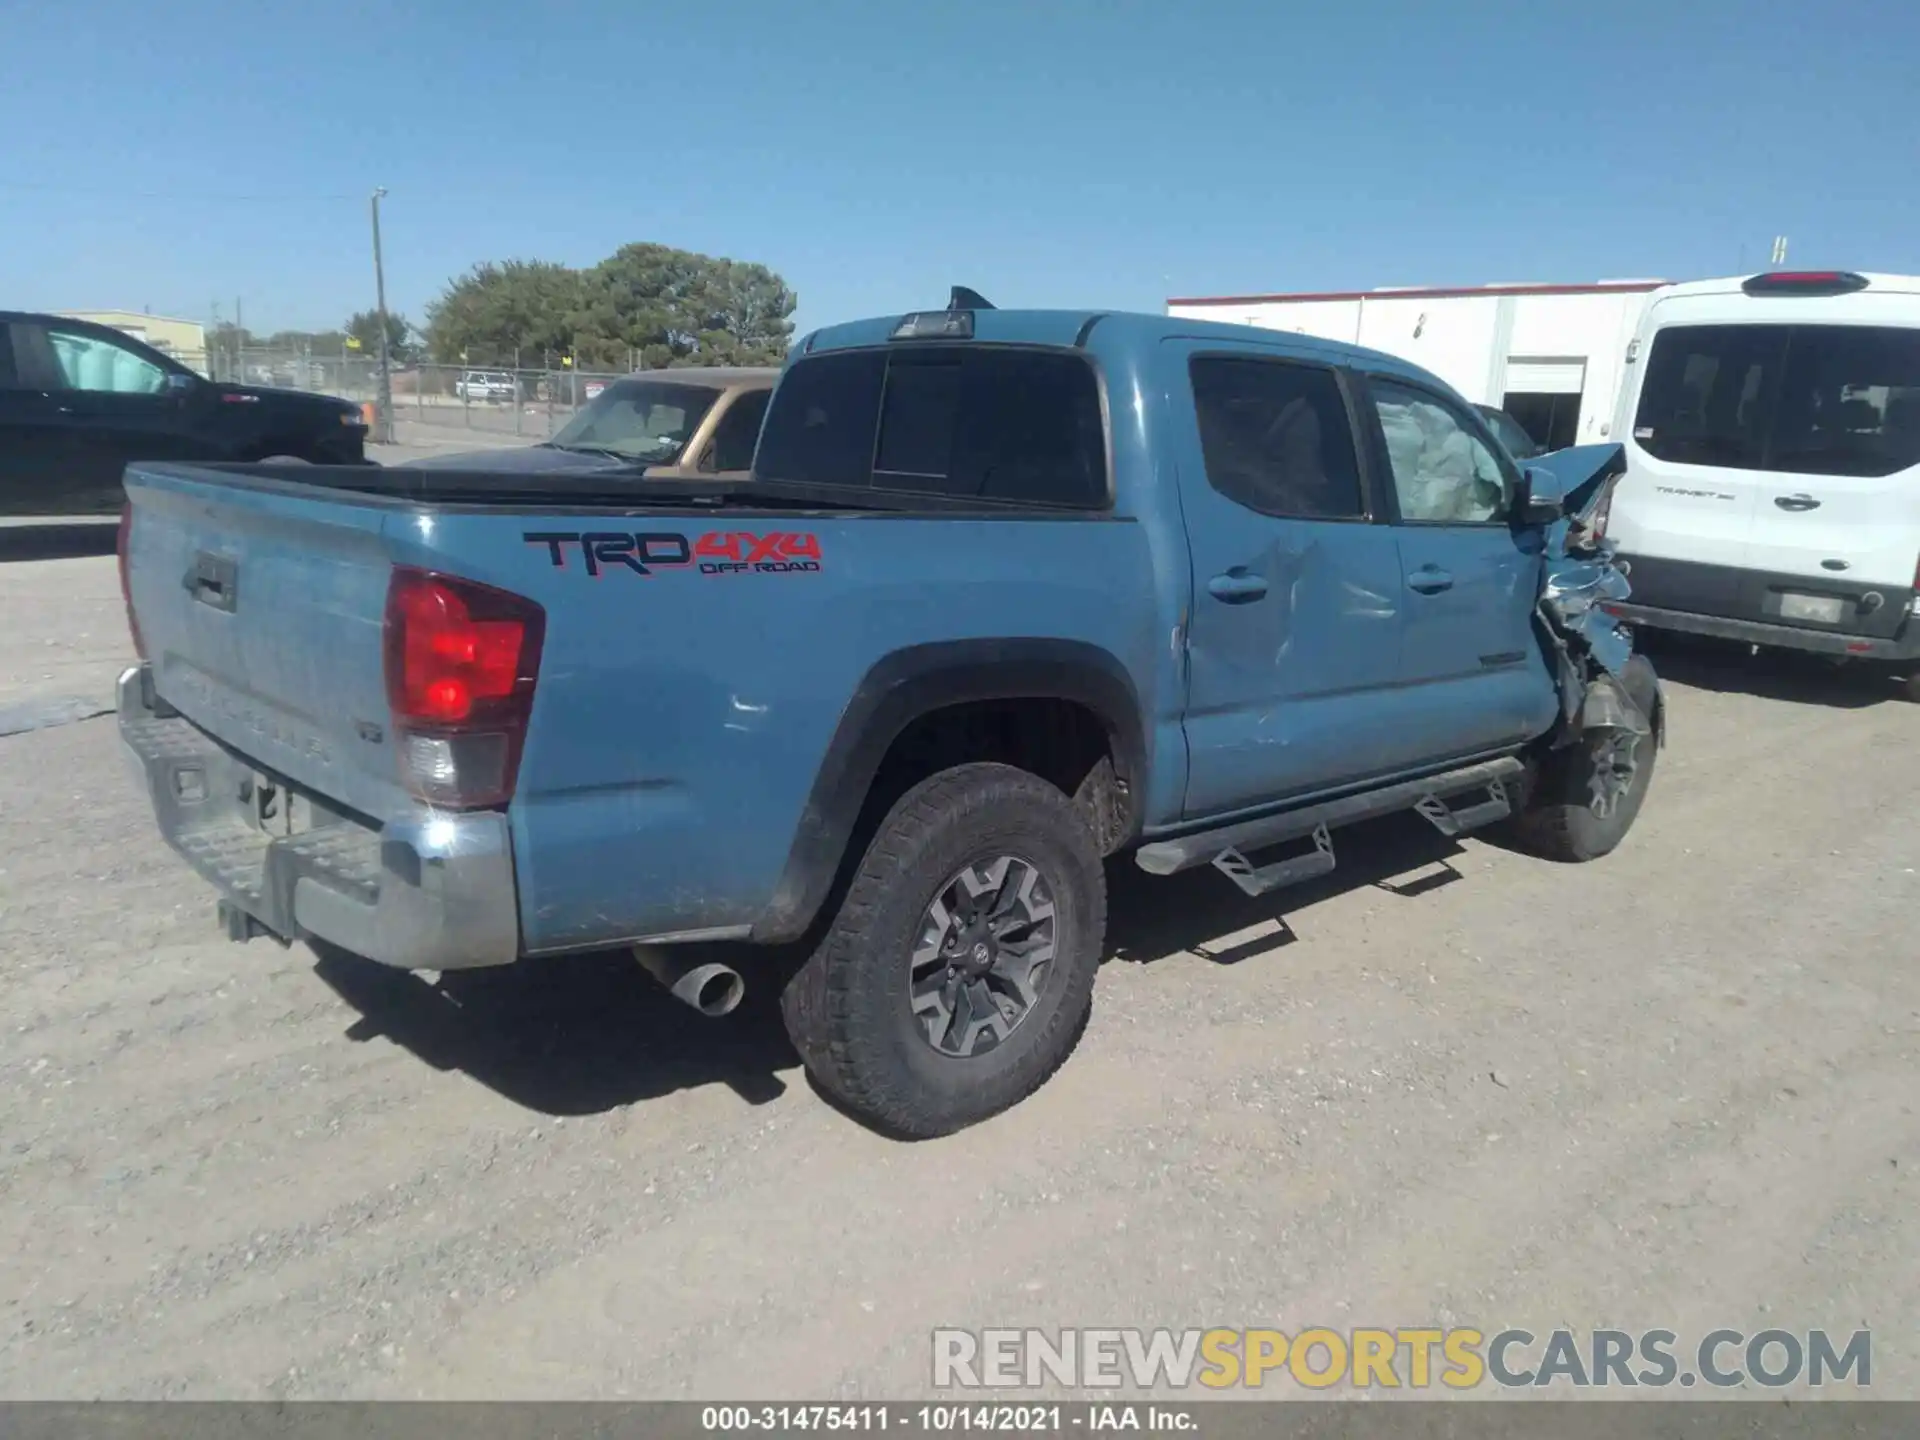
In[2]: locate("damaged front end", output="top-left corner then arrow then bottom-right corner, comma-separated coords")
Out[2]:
1526,444 -> 1663,751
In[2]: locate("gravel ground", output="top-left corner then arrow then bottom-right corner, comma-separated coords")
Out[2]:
1,558 -> 1915,1400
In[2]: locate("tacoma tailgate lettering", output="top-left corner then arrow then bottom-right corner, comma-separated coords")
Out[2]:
524,530 -> 821,578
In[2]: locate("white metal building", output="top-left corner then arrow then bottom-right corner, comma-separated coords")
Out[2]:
1166,281 -> 1667,452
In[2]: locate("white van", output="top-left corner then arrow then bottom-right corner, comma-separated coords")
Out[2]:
1606,270 -> 1920,695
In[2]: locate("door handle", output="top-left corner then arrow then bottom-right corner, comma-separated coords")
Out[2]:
1207,570 -> 1268,603
1406,566 -> 1454,594
1774,493 -> 1821,511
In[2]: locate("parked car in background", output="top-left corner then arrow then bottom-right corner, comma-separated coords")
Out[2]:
0,309 -> 368,516
1476,403 -> 1545,460
1607,270 -> 1920,696
404,367 -> 777,479
454,371 -> 518,403
116,296 -> 1658,1136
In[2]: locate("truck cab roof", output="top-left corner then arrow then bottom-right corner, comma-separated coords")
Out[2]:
797,306 -> 1465,397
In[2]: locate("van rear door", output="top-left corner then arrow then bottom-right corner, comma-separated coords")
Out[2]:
1612,306 -> 1776,611
1738,317 -> 1920,636
1616,280 -> 1920,636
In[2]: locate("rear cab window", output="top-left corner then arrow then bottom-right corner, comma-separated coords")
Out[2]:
1634,322 -> 1920,477
755,345 -> 1109,507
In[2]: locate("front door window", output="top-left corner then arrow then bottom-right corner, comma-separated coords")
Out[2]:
1370,379 -> 1512,524
41,326 -> 171,395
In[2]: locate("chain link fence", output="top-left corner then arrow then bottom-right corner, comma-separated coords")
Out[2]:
212,348 -> 634,441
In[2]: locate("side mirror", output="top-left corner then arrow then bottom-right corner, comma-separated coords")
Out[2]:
1518,464 -> 1567,525
165,373 -> 197,397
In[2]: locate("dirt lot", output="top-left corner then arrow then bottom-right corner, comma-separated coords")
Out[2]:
1,556 -> 1915,1400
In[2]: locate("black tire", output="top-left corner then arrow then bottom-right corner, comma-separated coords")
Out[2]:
780,762 -> 1106,1138
1508,654 -> 1661,863
1896,671 -> 1920,703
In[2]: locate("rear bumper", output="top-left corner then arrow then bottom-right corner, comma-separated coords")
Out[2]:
1609,601 -> 1920,662
118,664 -> 520,970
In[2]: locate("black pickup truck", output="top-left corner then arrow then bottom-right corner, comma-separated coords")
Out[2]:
0,310 -> 368,515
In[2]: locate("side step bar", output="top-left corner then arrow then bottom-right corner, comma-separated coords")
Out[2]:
1135,756 -> 1524,898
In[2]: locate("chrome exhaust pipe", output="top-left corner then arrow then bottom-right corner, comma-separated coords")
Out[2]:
632,946 -> 745,1018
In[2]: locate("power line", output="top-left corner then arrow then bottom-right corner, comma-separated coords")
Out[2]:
0,176 -> 364,203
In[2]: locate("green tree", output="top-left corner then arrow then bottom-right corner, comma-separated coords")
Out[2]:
346,309 -> 415,364
581,243 -> 796,368
423,260 -> 585,366
422,246 -> 796,371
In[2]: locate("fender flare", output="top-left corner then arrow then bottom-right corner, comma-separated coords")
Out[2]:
751,638 -> 1147,943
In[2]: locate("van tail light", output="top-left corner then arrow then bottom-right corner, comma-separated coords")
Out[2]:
1741,271 -> 1869,298
383,568 -> 545,808
117,502 -> 146,659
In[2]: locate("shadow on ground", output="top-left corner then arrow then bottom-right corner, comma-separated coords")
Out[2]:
312,812 -> 1478,1121
1105,810 -> 1469,965
311,942 -> 802,1117
1637,627 -> 1907,709
0,521 -> 118,563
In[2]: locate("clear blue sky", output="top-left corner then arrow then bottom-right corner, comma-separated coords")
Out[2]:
3,0 -> 1915,339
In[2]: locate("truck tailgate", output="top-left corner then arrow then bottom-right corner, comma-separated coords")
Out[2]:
124,465 -> 408,820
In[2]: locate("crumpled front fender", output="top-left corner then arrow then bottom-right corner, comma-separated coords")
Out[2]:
1542,556 -> 1635,679
1535,470 -> 1658,747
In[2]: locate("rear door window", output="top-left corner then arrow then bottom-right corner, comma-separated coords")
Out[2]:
1633,322 -> 1920,477
1769,326 -> 1920,477
1189,356 -> 1366,519
1633,324 -> 1788,469
756,346 -> 1108,506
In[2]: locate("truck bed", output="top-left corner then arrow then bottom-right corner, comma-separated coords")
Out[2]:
120,461 -> 1166,958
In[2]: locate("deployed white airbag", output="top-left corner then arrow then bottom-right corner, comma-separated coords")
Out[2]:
1377,395 -> 1505,522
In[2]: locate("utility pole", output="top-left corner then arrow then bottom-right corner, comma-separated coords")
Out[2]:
370,186 -> 395,444
235,296 -> 244,381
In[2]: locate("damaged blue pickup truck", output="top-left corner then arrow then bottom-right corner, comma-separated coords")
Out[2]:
117,294 -> 1661,1137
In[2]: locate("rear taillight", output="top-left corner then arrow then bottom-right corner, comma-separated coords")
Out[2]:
383,567 -> 545,808
117,502 -> 146,659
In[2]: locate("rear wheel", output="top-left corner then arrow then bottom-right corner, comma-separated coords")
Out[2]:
1897,671 -> 1920,703
780,762 -> 1106,1138
1508,654 -> 1661,863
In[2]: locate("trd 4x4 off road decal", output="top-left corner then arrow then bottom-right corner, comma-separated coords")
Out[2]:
525,530 -> 823,578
